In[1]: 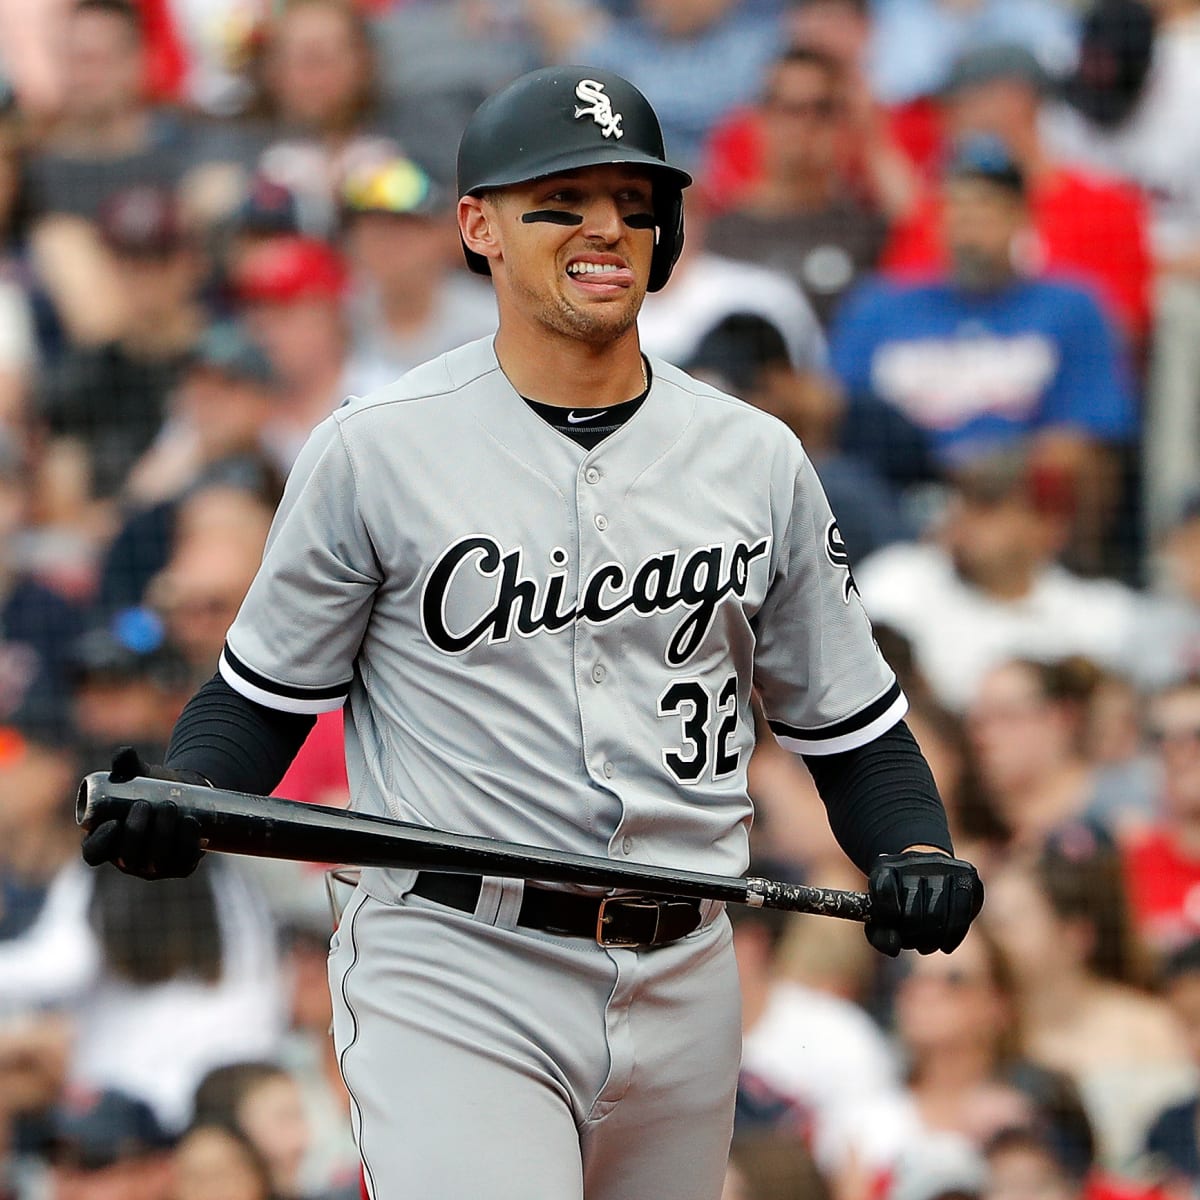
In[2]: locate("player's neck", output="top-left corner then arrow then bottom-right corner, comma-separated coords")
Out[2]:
494,325 -> 646,410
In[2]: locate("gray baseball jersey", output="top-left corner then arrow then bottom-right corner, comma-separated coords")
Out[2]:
220,335 -> 906,881
221,334 -> 907,1200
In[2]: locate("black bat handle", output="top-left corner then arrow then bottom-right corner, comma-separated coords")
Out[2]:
76,773 -> 872,923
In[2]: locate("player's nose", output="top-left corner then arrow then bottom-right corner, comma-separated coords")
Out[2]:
579,194 -> 624,244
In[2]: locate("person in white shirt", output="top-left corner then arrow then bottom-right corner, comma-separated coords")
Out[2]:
855,450 -> 1142,712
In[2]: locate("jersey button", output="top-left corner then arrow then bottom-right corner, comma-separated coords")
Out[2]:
585,467 -> 601,484
621,836 -> 633,855
594,514 -> 609,531
602,761 -> 615,779
591,664 -> 606,683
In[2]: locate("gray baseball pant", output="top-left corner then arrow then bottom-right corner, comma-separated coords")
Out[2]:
328,879 -> 741,1199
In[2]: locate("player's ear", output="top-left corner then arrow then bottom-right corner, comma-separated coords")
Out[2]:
459,195 -> 503,268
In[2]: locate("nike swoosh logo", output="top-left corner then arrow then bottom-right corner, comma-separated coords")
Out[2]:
566,410 -> 607,424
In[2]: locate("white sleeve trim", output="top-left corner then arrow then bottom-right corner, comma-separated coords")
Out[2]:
219,650 -> 348,715
775,691 -> 909,757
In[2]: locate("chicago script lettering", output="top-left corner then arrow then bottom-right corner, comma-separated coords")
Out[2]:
420,535 -> 771,666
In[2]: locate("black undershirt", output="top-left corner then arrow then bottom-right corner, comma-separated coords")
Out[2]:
522,359 -> 652,449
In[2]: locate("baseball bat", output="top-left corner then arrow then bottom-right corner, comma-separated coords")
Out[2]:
76,773 -> 872,923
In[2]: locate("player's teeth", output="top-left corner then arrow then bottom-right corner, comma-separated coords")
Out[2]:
569,263 -> 618,275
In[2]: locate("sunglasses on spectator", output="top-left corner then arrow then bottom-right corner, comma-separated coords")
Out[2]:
766,97 -> 840,119
1147,724 -> 1200,749
902,963 -> 991,988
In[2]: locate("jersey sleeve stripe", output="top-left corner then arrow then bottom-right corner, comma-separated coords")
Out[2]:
219,643 -> 349,715
768,679 -> 908,756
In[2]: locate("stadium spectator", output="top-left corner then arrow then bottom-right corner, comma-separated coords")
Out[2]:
340,157 -> 496,382
274,916 -> 359,1195
832,133 -> 1136,570
146,486 -> 273,687
704,45 -> 891,328
367,1 -> 540,183
70,859 -> 284,1131
981,1126 -> 1086,1200
0,1012 -> 71,1199
895,926 -> 1092,1148
863,0 -> 1078,108
0,432 -> 86,718
93,321 -> 283,615
985,826 -> 1192,1170
575,0 -> 784,171
966,658 -> 1149,853
229,236 -> 375,470
25,0 -> 214,222
855,451 -> 1142,712
42,1087 -> 175,1200
0,698 -> 96,1011
36,184 -> 205,527
171,1120 -> 275,1200
1140,939 -> 1200,1189
881,44 -> 1153,347
241,0 -> 406,238
1122,677 -> 1200,954
1043,0 -> 1198,263
638,201 -> 827,375
124,321 -> 284,511
1039,0 -> 1200,535
684,311 -> 907,564
66,609 -> 190,762
730,901 -> 922,1175
191,1062 -> 310,1199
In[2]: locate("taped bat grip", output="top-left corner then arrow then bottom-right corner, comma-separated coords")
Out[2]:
76,773 -> 101,829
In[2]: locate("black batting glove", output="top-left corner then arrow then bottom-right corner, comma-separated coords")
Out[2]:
80,747 -> 208,880
865,850 -> 984,957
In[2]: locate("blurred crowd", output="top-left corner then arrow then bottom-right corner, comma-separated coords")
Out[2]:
1,0 -> 1200,1198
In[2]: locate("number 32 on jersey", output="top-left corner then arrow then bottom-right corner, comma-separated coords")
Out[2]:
657,674 -> 740,784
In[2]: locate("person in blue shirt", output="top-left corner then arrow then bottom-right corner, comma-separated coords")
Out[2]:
830,134 -> 1137,572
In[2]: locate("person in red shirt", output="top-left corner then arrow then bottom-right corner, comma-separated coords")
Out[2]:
1123,676 -> 1200,952
880,44 -> 1152,347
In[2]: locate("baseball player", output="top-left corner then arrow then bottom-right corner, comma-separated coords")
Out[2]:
82,67 -> 983,1200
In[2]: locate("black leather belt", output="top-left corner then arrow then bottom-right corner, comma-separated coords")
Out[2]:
409,872 -> 705,948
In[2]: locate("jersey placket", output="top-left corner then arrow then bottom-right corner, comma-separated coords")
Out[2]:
571,451 -> 638,863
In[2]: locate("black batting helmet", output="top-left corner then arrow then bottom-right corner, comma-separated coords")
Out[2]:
456,66 -> 692,292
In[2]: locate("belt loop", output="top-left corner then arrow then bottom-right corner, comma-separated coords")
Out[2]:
493,878 -> 525,929
474,876 -> 505,925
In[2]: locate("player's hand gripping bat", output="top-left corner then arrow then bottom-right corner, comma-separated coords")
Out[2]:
77,771 -> 871,923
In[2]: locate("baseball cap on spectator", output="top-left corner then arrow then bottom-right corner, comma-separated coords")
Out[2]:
98,184 -> 185,256
231,235 -> 348,304
47,1088 -> 173,1171
948,446 -> 1075,518
685,312 -> 791,397
944,133 -> 1026,196
1062,0 -> 1155,129
235,173 -> 303,236
892,1134 -> 987,1200
186,321 -> 282,389
941,43 -> 1051,99
341,156 -> 446,219
68,607 -> 188,689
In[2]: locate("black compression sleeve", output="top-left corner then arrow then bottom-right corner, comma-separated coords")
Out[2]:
801,719 -> 953,875
166,673 -> 317,795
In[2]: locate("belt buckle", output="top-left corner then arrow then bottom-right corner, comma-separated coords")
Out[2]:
596,894 -> 661,948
